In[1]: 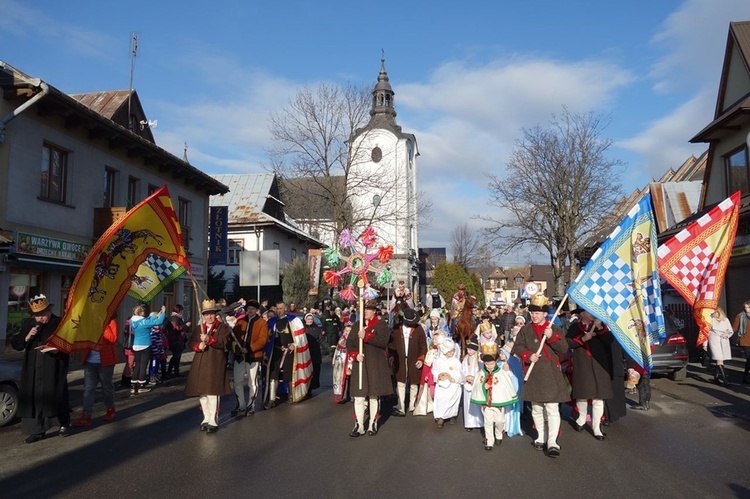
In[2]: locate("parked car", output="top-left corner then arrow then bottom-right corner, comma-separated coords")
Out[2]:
650,315 -> 689,381
0,360 -> 22,427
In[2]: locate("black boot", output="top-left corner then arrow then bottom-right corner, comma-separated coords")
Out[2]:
744,373 -> 750,384
717,365 -> 729,386
121,375 -> 132,389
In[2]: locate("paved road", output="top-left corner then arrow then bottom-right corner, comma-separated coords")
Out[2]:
1,357 -> 749,498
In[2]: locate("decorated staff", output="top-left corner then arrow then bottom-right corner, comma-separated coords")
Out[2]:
322,227 -> 393,389
323,227 -> 394,438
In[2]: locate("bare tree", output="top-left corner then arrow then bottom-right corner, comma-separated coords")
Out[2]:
480,107 -> 623,296
268,83 -> 429,246
451,223 -> 481,269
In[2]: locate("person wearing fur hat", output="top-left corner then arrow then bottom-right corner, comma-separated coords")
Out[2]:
432,338 -> 463,428
12,295 -> 70,443
389,308 -> 428,417
185,299 -> 232,433
470,342 -> 519,450
461,337 -> 484,431
566,307 -> 614,440
346,300 -> 393,436
229,299 -> 268,417
511,294 -> 569,458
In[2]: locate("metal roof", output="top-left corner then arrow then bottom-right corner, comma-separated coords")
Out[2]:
210,173 -> 325,247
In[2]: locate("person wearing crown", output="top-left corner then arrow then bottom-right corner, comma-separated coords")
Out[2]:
184,299 -> 232,433
470,342 -> 519,450
511,294 -> 570,458
12,295 -> 70,444
347,300 -> 393,437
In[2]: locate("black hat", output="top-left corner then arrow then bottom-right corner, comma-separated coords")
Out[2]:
364,300 -> 379,311
402,308 -> 420,327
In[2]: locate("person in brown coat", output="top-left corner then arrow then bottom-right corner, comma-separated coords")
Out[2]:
184,299 -> 232,433
389,308 -> 427,417
230,299 -> 268,417
566,308 -> 614,440
347,300 -> 393,437
511,294 -> 569,458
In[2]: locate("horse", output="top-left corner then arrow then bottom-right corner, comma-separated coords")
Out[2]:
453,295 -> 477,358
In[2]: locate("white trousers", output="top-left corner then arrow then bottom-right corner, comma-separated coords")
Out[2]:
353,397 -> 379,433
233,361 -> 260,410
396,382 -> 418,412
199,395 -> 220,426
575,399 -> 605,436
482,406 -> 505,447
531,402 -> 561,449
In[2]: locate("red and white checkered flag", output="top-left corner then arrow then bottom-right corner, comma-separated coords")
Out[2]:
657,191 -> 740,346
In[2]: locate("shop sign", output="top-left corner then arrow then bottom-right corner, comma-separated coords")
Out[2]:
16,232 -> 90,262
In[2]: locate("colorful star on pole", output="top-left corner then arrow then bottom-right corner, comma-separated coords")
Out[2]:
323,227 -> 393,302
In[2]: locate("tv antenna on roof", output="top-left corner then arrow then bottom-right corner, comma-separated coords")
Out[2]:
128,33 -> 139,131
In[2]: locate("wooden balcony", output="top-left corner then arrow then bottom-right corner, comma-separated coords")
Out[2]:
93,207 -> 128,239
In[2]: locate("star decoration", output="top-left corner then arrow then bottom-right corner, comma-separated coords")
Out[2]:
323,226 -> 393,302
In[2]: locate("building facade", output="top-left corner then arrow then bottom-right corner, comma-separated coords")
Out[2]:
0,61 -> 227,351
690,20 -> 750,320
209,173 -> 325,305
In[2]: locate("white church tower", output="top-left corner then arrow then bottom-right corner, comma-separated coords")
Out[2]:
350,58 -> 419,297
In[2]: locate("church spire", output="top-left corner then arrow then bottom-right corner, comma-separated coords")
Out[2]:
371,55 -> 396,119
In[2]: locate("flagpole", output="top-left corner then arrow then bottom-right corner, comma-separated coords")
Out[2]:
358,280 -> 364,390
524,294 -> 568,382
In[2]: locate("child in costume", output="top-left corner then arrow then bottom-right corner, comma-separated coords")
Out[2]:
332,321 -> 353,403
413,328 -> 444,416
432,338 -> 463,428
471,342 -> 519,450
460,337 -> 483,431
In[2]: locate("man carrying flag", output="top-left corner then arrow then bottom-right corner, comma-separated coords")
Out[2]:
657,191 -> 740,349
568,193 -> 666,373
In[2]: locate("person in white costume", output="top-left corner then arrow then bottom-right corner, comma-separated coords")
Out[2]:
432,338 -> 463,428
460,337 -> 483,431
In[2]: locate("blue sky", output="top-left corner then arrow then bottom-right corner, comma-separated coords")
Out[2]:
2,0 -> 748,264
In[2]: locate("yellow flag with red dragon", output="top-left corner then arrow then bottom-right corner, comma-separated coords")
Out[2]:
47,186 -> 190,353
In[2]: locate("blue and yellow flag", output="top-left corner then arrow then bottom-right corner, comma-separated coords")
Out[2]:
568,194 -> 666,370
47,186 -> 190,353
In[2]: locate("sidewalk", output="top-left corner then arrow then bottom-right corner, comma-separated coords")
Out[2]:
650,357 -> 750,422
1,348 -> 197,425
